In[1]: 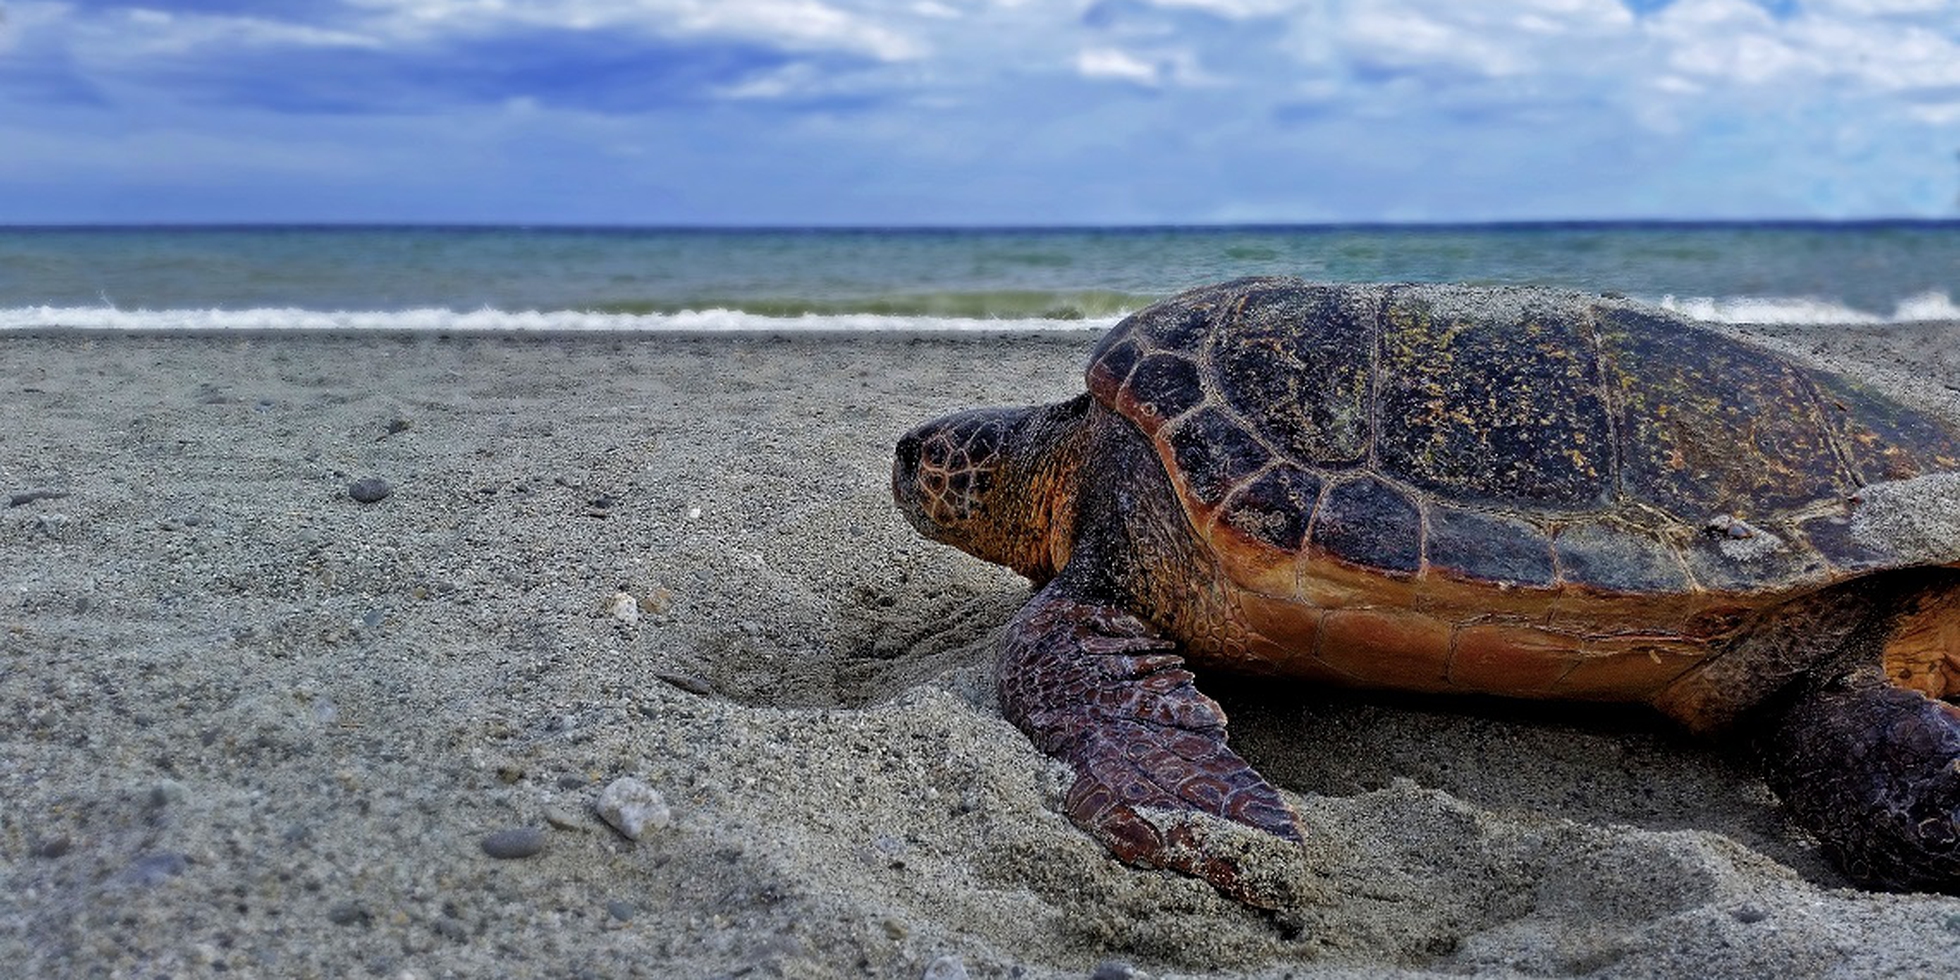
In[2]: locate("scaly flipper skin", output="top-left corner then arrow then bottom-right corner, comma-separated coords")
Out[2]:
999,579 -> 1306,905
1764,667 -> 1960,892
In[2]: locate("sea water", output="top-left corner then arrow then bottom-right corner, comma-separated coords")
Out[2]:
1,223 -> 1956,333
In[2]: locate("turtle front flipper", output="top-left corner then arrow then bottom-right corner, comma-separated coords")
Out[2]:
1763,667 -> 1960,892
999,580 -> 1306,906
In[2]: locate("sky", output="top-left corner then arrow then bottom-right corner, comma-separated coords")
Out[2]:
1,0 -> 1958,225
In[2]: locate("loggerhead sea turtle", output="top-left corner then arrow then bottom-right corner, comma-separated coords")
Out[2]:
892,278 -> 1960,904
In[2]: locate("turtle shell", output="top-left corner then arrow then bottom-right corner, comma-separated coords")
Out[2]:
1088,279 -> 1960,636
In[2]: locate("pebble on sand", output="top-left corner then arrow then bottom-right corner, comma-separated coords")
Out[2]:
638,586 -> 674,616
543,805 -> 586,831
604,591 -> 639,625
594,777 -> 671,841
116,852 -> 190,887
348,477 -> 393,503
922,954 -> 969,980
8,488 -> 69,507
480,828 -> 547,859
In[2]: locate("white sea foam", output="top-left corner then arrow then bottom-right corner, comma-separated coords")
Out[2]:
4,292 -> 1956,334
1654,290 -> 1960,325
0,306 -> 1119,334
1892,291 -> 1960,322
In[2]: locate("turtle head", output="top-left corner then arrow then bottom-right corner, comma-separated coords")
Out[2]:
893,395 -> 1089,583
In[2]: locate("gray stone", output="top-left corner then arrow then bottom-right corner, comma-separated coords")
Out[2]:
348,477 -> 392,503
327,902 -> 371,927
480,827 -> 546,859
116,851 -> 189,887
595,777 -> 671,841
8,488 -> 68,507
543,805 -> 586,831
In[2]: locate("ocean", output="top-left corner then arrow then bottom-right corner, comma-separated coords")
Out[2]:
1,223 -> 1957,333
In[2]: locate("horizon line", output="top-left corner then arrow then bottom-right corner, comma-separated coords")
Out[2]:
4,217 -> 1960,233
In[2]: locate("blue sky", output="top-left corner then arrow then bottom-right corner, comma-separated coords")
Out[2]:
2,0 -> 1958,224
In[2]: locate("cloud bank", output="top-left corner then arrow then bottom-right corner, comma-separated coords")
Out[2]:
1,0 -> 1957,222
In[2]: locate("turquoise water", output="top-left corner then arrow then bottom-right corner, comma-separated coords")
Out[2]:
2,223 -> 1957,331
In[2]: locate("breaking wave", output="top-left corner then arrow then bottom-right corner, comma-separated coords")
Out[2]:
0,305 -> 1120,334
4,291 -> 1954,334
1653,290 -> 1960,325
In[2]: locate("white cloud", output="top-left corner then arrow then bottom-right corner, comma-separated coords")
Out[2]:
656,0 -> 927,60
1075,43 -> 1221,89
348,0 -> 927,60
716,62 -> 821,100
1219,0 -> 1955,166
1809,0 -> 1954,14
1330,0 -> 1635,83
1790,13 -> 1960,92
1646,0 -> 1805,84
1635,0 -> 1960,100
1139,0 -> 1300,17
1340,6 -> 1526,79
711,59 -> 894,101
1076,46 -> 1160,86
105,7 -> 386,57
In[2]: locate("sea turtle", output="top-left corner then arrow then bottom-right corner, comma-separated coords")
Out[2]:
892,278 -> 1960,905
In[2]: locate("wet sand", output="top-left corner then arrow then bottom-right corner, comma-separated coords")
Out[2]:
6,324 -> 1960,978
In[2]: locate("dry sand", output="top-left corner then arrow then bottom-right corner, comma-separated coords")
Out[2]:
7,324 -> 1960,979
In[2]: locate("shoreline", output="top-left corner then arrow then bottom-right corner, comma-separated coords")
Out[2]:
6,327 -> 1960,978
0,324 -> 1118,341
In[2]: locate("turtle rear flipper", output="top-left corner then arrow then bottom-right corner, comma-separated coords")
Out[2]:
1764,668 -> 1960,892
999,581 -> 1307,906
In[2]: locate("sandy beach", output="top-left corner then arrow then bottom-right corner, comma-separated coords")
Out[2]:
9,323 -> 1960,979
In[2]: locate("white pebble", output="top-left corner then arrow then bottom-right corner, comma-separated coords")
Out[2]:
595,777 -> 671,841
605,591 -> 639,624
686,505 -> 702,520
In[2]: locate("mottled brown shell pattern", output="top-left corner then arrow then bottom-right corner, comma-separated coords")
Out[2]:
1086,279 -> 1960,602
